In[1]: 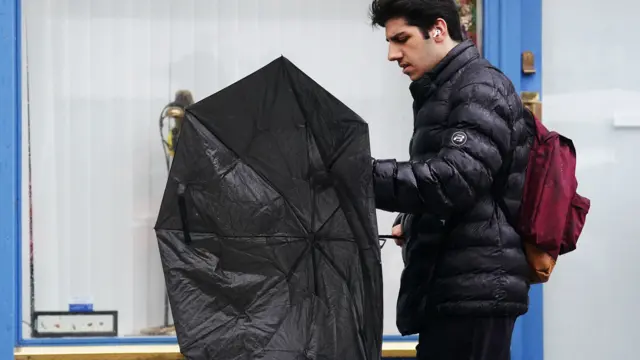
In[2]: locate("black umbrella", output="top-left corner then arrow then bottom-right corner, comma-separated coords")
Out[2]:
154,56 -> 383,360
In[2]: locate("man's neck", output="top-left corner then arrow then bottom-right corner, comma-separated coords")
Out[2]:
409,40 -> 477,104
438,39 -> 461,62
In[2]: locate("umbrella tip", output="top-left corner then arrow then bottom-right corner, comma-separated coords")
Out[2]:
277,54 -> 289,64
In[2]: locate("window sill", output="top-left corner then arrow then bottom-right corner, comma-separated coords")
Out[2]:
14,342 -> 418,359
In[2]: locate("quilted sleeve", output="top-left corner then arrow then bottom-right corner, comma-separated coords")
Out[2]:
373,82 -> 513,217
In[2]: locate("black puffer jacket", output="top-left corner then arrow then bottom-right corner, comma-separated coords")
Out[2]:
373,41 -> 533,331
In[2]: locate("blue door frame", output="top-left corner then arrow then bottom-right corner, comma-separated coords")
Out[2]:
0,1 -> 22,360
0,0 -> 542,359
484,1 -> 543,360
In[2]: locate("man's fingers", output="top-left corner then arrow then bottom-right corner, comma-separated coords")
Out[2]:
391,224 -> 404,246
391,224 -> 403,237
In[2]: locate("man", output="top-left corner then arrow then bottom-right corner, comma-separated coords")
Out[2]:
369,0 -> 533,359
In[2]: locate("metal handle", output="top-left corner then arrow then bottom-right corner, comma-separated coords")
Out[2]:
521,91 -> 542,119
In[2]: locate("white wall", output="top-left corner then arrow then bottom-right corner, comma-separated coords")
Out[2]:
542,0 -> 640,359
21,0 -> 413,337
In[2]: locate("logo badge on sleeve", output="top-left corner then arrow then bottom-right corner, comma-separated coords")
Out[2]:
451,131 -> 467,146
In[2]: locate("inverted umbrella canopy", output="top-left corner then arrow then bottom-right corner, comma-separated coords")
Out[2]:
154,56 -> 383,360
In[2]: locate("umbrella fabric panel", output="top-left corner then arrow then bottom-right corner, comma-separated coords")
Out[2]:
157,229 -> 372,360
155,113 -> 306,237
155,56 -> 383,360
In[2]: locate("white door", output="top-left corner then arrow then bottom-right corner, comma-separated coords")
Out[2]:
542,0 -> 639,359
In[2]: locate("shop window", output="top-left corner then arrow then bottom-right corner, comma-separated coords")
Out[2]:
20,0 -> 485,342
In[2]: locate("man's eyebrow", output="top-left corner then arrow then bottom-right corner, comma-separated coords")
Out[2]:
387,32 -> 406,42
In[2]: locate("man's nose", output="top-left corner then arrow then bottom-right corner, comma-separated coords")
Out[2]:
387,45 -> 401,62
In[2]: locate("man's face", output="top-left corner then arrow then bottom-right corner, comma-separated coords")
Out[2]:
385,17 -> 441,81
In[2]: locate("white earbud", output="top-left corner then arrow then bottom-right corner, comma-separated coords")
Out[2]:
433,29 -> 441,37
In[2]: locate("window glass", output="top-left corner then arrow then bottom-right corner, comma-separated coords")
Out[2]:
21,0 -> 484,340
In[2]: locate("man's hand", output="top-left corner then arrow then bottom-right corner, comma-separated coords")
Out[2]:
392,224 -> 404,246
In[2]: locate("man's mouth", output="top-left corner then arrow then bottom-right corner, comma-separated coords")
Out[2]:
401,65 -> 411,74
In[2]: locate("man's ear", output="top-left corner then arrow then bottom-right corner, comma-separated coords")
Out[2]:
431,18 -> 448,42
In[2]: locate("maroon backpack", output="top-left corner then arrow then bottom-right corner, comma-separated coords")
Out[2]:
499,108 -> 591,284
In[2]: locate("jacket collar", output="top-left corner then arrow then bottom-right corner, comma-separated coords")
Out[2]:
409,40 -> 480,106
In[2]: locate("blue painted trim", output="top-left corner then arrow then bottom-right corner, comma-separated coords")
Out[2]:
483,0 -> 522,90
484,1 -> 544,360
15,0 -> 24,343
518,1 -> 543,360
482,0 -> 500,67
490,3 -> 526,360
12,0 -> 24,346
523,285 -> 544,360
382,335 -> 418,342
520,0 -> 542,97
20,337 -> 179,347
0,0 -> 20,357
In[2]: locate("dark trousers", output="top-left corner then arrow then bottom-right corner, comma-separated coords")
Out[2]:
416,316 -> 517,360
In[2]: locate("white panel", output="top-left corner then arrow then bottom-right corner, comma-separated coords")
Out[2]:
22,0 -> 414,337
543,0 -> 640,359
612,111 -> 640,128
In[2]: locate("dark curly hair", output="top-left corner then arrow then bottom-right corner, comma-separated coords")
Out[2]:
369,0 -> 464,41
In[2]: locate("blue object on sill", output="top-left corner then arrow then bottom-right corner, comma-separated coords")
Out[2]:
69,304 -> 93,312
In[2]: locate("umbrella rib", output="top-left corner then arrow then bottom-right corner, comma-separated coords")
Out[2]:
285,241 -> 312,281
314,206 -> 340,234
190,234 -> 308,240
313,243 -> 351,291
283,68 -> 372,347
281,63 -> 318,237
282,70 -> 364,174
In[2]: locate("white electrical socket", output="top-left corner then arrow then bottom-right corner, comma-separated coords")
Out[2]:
35,313 -> 116,335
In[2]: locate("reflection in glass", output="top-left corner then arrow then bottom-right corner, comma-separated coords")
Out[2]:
456,0 -> 482,52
